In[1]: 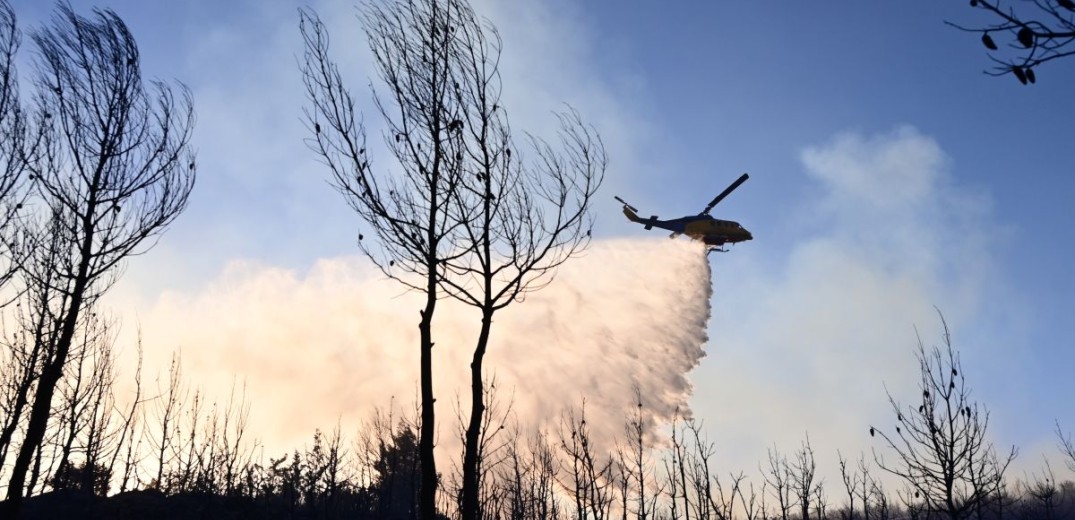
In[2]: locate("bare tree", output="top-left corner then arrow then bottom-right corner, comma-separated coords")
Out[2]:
300,1 -> 472,514
838,453 -> 891,520
1058,422 -> 1075,474
765,447 -> 794,520
300,1 -> 603,516
105,335 -> 143,494
870,315 -> 1016,520
838,452 -> 859,520
665,411 -> 691,520
679,417 -> 757,520
493,427 -> 562,520
148,350 -> 185,491
444,376 -> 513,516
0,0 -> 32,291
787,436 -> 822,520
430,4 -> 604,517
50,308 -> 116,495
0,263 -> 59,470
615,391 -> 661,519
558,401 -> 615,520
4,3 -> 194,511
1021,459 -> 1060,520
948,0 -> 1075,84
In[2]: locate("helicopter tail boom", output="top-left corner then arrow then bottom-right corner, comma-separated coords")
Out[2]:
622,206 -> 658,230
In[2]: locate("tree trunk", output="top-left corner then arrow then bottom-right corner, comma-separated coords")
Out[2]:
461,310 -> 493,520
5,283 -> 87,502
5,203 -> 96,512
419,292 -> 438,520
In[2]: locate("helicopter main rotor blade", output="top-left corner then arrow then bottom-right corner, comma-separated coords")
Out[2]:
700,173 -> 749,216
614,195 -> 639,213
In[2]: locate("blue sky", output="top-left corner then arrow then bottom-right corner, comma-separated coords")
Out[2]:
9,0 -> 1075,483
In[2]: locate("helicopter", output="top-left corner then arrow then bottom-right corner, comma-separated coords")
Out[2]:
615,173 -> 752,253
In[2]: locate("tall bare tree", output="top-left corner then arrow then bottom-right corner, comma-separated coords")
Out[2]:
4,3 -> 194,511
431,3 -> 604,517
300,0 -> 469,514
870,316 -> 1016,520
301,2 -> 603,517
949,0 -> 1075,84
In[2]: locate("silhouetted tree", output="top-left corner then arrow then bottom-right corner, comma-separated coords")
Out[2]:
51,309 -> 118,496
664,411 -> 690,520
559,401 -> 614,519
300,2 -> 604,517
0,259 -> 58,471
787,436 -> 822,520
1059,422 -> 1075,475
1022,459 -> 1060,520
0,0 -> 32,290
47,459 -> 111,496
374,427 -> 422,519
837,453 -> 859,520
677,416 -> 760,520
4,2 -> 194,512
870,315 -> 1016,520
838,452 -> 891,520
949,0 -> 1075,84
615,391 -> 661,519
300,2 -> 470,515
765,446 -> 794,520
492,427 -> 561,519
427,3 -> 604,517
104,336 -> 143,494
446,377 -> 513,517
148,351 -> 186,492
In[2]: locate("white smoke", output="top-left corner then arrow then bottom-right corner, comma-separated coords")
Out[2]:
128,237 -> 713,457
695,126 -> 1007,488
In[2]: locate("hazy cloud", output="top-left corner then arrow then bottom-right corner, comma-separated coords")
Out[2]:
695,126 -> 1003,485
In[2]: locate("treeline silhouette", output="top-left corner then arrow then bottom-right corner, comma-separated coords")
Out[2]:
3,342 -> 1075,520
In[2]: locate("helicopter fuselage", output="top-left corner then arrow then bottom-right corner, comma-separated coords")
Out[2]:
623,207 -> 752,246
616,172 -> 752,250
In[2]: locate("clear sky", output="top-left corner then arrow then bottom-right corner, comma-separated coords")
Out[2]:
9,0 -> 1075,487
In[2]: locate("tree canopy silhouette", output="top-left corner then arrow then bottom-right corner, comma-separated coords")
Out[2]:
2,3 -> 195,514
950,0 -> 1075,84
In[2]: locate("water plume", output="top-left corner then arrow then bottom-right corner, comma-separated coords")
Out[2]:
130,237 -> 714,456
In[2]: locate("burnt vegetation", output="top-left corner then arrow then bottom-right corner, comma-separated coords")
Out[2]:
3,336 -> 1075,520
0,0 -> 1072,519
